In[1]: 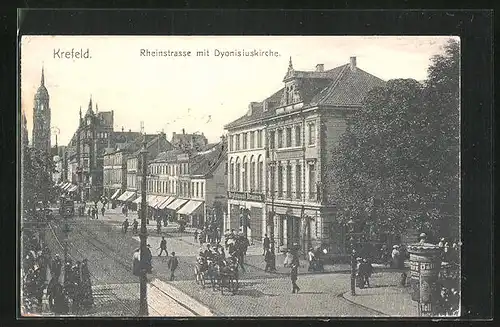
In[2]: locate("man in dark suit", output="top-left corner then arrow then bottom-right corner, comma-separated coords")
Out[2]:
263,234 -> 270,255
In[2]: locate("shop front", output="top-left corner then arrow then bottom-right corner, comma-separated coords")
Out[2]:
176,200 -> 204,228
165,198 -> 189,222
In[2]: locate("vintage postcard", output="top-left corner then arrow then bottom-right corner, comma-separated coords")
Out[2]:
19,35 -> 460,317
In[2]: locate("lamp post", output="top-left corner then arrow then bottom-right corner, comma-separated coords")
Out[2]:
138,136 -> 149,316
62,220 -> 71,267
347,218 -> 356,296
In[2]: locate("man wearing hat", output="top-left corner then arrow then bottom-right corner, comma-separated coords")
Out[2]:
167,252 -> 179,281
146,244 -> 153,273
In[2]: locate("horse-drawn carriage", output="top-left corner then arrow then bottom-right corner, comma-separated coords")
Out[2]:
195,255 -> 239,295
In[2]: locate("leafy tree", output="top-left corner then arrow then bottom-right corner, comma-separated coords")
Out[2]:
327,39 -> 459,239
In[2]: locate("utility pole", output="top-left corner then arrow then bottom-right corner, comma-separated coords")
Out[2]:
138,135 -> 149,316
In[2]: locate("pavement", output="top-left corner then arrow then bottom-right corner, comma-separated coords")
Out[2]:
29,206 -> 418,317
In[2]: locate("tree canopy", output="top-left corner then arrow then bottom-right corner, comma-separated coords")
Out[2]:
327,39 -> 460,239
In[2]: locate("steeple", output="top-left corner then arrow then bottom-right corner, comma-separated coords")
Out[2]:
96,103 -> 98,113
41,64 -> 45,87
283,56 -> 296,82
86,95 -> 94,116
79,106 -> 82,119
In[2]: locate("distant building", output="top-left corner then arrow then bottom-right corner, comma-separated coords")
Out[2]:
225,57 -> 385,254
146,137 -> 228,228
118,133 -> 172,209
32,67 -> 51,154
171,129 -> 208,151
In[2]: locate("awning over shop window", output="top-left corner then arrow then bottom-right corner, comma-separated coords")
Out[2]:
147,195 -> 159,206
151,196 -> 167,208
156,197 -> 175,210
111,189 -> 121,200
62,183 -> 73,191
177,200 -> 204,216
133,196 -> 142,204
166,198 -> 189,211
68,185 -> 78,193
117,191 -> 136,202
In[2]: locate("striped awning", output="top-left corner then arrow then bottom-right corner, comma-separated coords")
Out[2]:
68,185 -> 78,192
166,198 -> 189,211
117,191 -> 136,202
111,189 -> 122,200
150,196 -> 167,208
62,183 -> 73,191
147,195 -> 159,206
177,200 -> 204,216
156,197 -> 175,210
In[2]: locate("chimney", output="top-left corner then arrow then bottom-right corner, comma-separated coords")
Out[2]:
315,64 -> 324,72
182,128 -> 185,135
263,100 -> 268,112
121,126 -> 124,132
350,57 -> 357,71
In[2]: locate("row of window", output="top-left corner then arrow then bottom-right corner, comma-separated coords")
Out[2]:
103,154 -> 123,166
229,130 -> 264,152
269,162 -> 317,200
149,162 -> 189,176
269,122 -> 316,149
79,131 -> 109,139
229,161 -> 264,193
103,169 -> 122,185
147,179 -> 205,198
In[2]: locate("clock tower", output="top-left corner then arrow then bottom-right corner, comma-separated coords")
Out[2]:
32,66 -> 51,153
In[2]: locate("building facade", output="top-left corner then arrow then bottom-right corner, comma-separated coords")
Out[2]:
32,67 -> 51,154
146,138 -> 228,229
225,57 -> 385,255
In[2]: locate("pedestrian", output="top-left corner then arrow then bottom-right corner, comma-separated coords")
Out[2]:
146,244 -> 153,273
391,245 -> 400,268
51,254 -> 62,280
122,219 -> 129,233
132,219 -> 139,234
167,252 -> 179,281
264,249 -> 274,272
156,219 -> 162,234
290,262 -> 300,293
47,278 -> 68,314
80,259 -> 94,310
87,208 -> 91,217
94,205 -> 99,219
70,262 -> 82,313
263,234 -> 270,255
101,206 -> 105,217
158,236 -> 168,257
194,229 -> 199,242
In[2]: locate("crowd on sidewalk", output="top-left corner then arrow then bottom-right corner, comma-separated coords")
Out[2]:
21,230 -> 95,316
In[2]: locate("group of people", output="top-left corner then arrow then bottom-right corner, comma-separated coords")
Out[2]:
22,232 -> 94,315
195,223 -> 222,245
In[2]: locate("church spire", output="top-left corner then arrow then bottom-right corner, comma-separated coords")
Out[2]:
79,106 -> 82,118
41,64 -> 45,87
288,56 -> 293,70
283,56 -> 296,82
88,95 -> 93,111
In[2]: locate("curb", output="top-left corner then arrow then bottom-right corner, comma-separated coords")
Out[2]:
337,291 -> 390,317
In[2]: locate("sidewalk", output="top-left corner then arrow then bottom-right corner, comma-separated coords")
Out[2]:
342,273 -> 418,317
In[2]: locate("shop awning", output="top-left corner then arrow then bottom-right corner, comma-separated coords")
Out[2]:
133,196 -> 142,204
151,196 -> 167,208
166,198 -> 189,211
156,197 -> 175,210
177,200 -> 204,216
68,185 -> 78,193
117,191 -> 135,202
62,183 -> 72,191
147,195 -> 159,206
111,189 -> 122,200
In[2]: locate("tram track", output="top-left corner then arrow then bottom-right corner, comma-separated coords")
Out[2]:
49,219 -> 202,316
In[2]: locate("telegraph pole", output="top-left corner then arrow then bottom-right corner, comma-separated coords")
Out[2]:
138,135 -> 149,316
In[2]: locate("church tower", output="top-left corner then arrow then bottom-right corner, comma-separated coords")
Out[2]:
32,66 -> 51,153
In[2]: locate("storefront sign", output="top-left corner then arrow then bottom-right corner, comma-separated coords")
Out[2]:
227,191 -> 264,202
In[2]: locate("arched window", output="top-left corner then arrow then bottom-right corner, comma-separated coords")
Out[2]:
229,157 -> 235,190
242,156 -> 248,192
250,155 -> 256,191
235,157 -> 241,191
257,155 -> 263,192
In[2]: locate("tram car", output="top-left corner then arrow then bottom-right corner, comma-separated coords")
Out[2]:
59,197 -> 75,218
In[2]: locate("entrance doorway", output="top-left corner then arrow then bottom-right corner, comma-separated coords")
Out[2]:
286,215 -> 300,248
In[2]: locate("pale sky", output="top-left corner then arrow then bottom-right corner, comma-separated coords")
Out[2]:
20,36 -> 457,146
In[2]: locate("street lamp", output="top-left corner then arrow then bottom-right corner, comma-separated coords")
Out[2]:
347,218 -> 356,296
62,220 -> 71,268
138,135 -> 149,316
